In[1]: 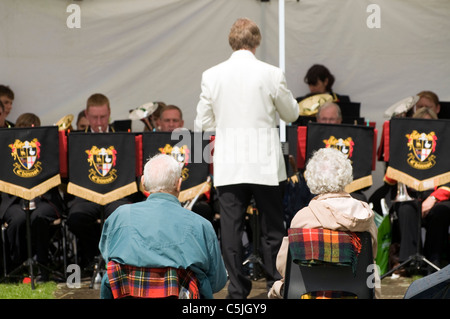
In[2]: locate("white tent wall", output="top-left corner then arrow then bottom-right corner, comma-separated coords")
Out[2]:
1,0 -> 450,198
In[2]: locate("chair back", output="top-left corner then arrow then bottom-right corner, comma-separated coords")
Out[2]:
106,260 -> 200,299
284,230 -> 374,299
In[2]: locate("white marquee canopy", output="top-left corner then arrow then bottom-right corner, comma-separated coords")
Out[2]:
2,0 -> 450,194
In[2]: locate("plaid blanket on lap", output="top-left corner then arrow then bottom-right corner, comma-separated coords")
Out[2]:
107,261 -> 200,299
288,228 -> 362,274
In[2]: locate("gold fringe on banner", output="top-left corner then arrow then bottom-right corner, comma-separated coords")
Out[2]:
345,175 -> 373,194
178,179 -> 211,203
385,167 -> 450,192
0,175 -> 61,201
67,182 -> 138,206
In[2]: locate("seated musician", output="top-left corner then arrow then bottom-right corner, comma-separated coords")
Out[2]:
295,64 -> 351,104
0,113 -> 64,281
379,103 -> 449,274
99,154 -> 227,299
268,147 -> 379,298
66,94 -> 133,272
158,104 -> 214,223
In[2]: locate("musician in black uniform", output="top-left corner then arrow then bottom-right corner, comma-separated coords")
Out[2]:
295,64 -> 351,104
0,113 -> 63,281
379,93 -> 449,274
65,94 -> 132,271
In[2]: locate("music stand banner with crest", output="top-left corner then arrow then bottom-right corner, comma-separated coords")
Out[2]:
0,126 -> 61,200
142,131 -> 212,203
385,118 -> 450,191
66,132 -> 137,205
304,123 -> 377,194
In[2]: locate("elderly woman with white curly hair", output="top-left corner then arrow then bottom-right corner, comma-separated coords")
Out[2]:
268,147 -> 379,298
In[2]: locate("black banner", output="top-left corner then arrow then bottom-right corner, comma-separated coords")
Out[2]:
0,126 -> 61,200
386,117 -> 450,191
66,132 -> 137,205
306,123 -> 375,193
142,131 -> 211,202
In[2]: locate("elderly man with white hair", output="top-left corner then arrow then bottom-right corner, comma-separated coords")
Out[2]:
316,102 -> 342,124
268,147 -> 379,298
99,154 -> 227,299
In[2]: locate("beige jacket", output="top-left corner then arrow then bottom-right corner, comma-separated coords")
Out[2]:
269,192 -> 380,298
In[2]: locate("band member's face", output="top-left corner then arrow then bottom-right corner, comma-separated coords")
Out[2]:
159,109 -> 184,132
317,106 -> 341,124
77,116 -> 89,131
0,95 -> 13,117
86,104 -> 110,133
416,97 -> 440,115
0,107 -> 5,127
308,79 -> 328,94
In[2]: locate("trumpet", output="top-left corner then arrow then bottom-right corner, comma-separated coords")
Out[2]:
393,182 -> 414,202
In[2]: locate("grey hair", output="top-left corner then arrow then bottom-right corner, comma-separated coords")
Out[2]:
316,102 -> 342,120
304,147 -> 353,194
142,154 -> 182,193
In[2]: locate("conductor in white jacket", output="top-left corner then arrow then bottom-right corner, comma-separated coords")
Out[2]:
194,18 -> 299,298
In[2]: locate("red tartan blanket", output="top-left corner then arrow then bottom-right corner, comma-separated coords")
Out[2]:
288,228 -> 362,274
106,261 -> 200,299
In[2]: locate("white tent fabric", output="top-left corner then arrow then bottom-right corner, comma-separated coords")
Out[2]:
2,0 -> 450,194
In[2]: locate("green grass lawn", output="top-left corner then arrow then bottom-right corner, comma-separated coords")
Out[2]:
0,281 -> 57,299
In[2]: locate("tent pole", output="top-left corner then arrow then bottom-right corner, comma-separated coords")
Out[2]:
279,0 -> 286,143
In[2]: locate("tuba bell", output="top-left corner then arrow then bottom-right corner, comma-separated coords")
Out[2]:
393,182 -> 414,202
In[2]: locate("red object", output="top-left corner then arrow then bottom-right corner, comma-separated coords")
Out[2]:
22,277 -> 31,284
297,126 -> 307,169
59,130 -> 68,178
135,134 -> 143,177
209,135 -> 215,175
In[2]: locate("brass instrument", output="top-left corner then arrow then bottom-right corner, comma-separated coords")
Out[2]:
393,182 -> 414,202
181,176 -> 212,211
55,114 -> 74,131
129,102 -> 159,131
383,95 -> 419,118
298,93 -> 333,116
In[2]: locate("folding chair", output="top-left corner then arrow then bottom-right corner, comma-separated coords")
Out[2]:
284,230 -> 375,299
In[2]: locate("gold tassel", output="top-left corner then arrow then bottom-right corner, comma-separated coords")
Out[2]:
386,167 -> 450,192
0,175 -> 61,200
178,180 -> 211,203
344,175 -> 373,194
67,182 -> 137,206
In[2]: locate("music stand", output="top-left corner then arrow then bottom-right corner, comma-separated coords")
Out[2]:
2,200 -> 36,288
380,191 -> 440,279
66,132 -> 138,289
89,206 -> 105,289
2,200 -> 64,289
381,118 -> 450,278
242,199 -> 268,281
0,126 -> 63,289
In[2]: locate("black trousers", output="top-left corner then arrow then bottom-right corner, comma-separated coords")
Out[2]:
217,183 -> 285,299
66,197 -> 130,267
395,199 -> 450,265
394,200 -> 422,262
3,198 -> 59,269
423,200 -> 450,265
